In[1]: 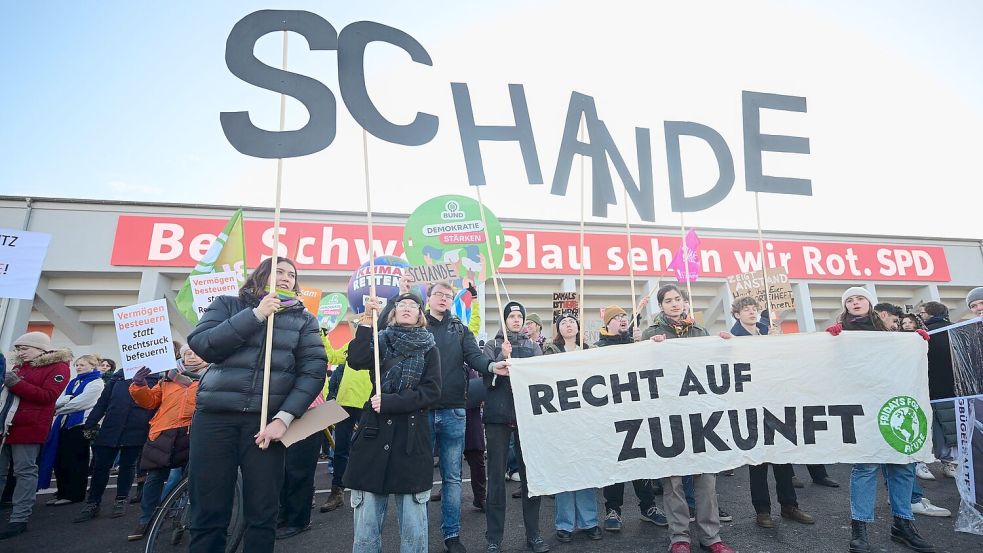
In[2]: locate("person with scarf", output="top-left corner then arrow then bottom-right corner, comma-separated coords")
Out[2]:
543,313 -> 603,542
595,302 -> 668,532
343,292 -> 441,553
39,354 -> 105,506
125,344 -> 210,542
185,257 -> 327,553
0,332 -> 71,540
643,284 -> 735,553
480,301 -> 549,553
827,287 -> 934,553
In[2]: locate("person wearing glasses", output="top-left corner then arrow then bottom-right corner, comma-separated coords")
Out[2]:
344,293 -> 442,553
376,276 -> 504,553
0,332 -> 72,540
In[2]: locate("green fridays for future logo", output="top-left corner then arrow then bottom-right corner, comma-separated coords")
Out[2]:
878,396 -> 928,454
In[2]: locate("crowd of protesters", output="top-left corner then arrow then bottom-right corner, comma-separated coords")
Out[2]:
0,256 -> 979,553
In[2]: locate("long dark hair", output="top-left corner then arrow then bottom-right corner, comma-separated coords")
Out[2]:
241,257 -> 301,299
552,316 -> 581,347
837,295 -> 887,331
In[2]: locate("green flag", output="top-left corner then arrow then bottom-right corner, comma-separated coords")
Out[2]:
175,209 -> 247,323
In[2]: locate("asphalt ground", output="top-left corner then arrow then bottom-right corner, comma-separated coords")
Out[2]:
2,460 -> 981,553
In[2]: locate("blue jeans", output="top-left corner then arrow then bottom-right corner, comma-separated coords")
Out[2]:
163,468 -> 182,499
881,464 -> 922,503
507,435 -> 519,475
351,489 -> 429,553
555,489 -> 599,531
850,463 -> 914,522
140,468 -> 170,525
683,475 -> 696,510
429,408 -> 466,539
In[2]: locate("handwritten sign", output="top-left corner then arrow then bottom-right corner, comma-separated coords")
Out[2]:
113,299 -> 176,378
726,266 -> 795,313
553,292 -> 579,322
189,271 -> 239,318
0,228 -> 51,300
406,263 -> 459,285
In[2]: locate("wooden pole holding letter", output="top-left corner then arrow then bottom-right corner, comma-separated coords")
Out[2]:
475,186 -> 508,357
754,192 -> 776,329
259,30 -> 289,441
363,130 -> 383,393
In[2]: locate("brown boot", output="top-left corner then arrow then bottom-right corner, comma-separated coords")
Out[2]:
781,505 -> 815,524
319,486 -> 345,513
755,512 -> 775,528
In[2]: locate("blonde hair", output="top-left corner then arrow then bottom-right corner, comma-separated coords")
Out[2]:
75,354 -> 102,369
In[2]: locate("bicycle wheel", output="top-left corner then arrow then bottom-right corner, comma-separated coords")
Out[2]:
145,473 -> 245,553
145,476 -> 191,553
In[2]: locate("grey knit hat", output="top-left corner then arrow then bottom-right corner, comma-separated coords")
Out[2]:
967,287 -> 983,307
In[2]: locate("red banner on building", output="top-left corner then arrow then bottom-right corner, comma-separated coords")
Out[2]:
110,215 -> 951,281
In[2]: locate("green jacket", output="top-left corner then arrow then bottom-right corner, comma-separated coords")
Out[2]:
641,314 -> 709,340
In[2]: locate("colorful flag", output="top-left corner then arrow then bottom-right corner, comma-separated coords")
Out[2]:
669,229 -> 701,282
175,209 -> 247,323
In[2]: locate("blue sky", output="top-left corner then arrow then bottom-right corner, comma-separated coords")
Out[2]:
2,2 -> 981,238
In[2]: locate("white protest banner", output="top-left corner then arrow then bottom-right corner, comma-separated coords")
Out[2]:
113,299 -> 176,378
189,271 -> 239,318
0,228 -> 51,300
509,332 -> 933,496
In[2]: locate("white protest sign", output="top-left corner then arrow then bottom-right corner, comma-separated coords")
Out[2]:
190,271 -> 239,318
509,332 -> 933,496
113,299 -> 176,378
0,228 -> 51,300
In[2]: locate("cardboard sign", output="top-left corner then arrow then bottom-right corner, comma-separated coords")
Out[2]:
726,266 -> 795,313
299,286 -> 322,315
0,228 -> 51,300
552,292 -> 579,322
281,400 -> 350,447
113,299 -> 176,378
189,271 -> 239,318
406,263 -> 459,285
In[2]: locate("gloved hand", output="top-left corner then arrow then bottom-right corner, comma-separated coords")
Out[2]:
916,328 -> 930,341
132,366 -> 151,386
825,323 -> 843,336
3,370 -> 20,388
82,425 -> 100,441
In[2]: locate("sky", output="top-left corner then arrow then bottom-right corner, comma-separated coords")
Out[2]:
2,1 -> 981,240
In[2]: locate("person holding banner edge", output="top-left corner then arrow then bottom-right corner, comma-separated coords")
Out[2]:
826,287 -> 935,553
185,257 -> 327,553
481,301 -> 549,553
643,284 -> 735,553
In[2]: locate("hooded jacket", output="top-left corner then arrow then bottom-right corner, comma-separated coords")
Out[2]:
3,350 -> 71,444
479,329 -> 541,425
188,293 -> 327,418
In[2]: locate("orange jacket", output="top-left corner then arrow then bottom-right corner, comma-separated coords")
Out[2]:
129,379 -> 199,441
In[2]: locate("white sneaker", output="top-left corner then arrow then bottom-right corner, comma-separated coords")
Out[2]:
941,462 -> 958,478
510,472 -> 522,482
911,498 -> 951,517
914,463 -> 935,481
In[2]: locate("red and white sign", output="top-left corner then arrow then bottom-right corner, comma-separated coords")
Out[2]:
110,215 -> 951,282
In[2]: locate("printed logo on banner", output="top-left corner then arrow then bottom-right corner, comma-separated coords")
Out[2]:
878,396 -> 928,454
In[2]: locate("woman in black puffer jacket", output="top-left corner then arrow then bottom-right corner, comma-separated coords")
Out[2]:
186,257 -> 326,553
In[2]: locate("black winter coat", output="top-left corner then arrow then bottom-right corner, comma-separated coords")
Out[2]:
188,294 -> 327,418
924,317 -> 955,401
343,325 -> 441,495
479,329 -> 541,425
377,303 -> 491,409
85,371 -> 155,448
